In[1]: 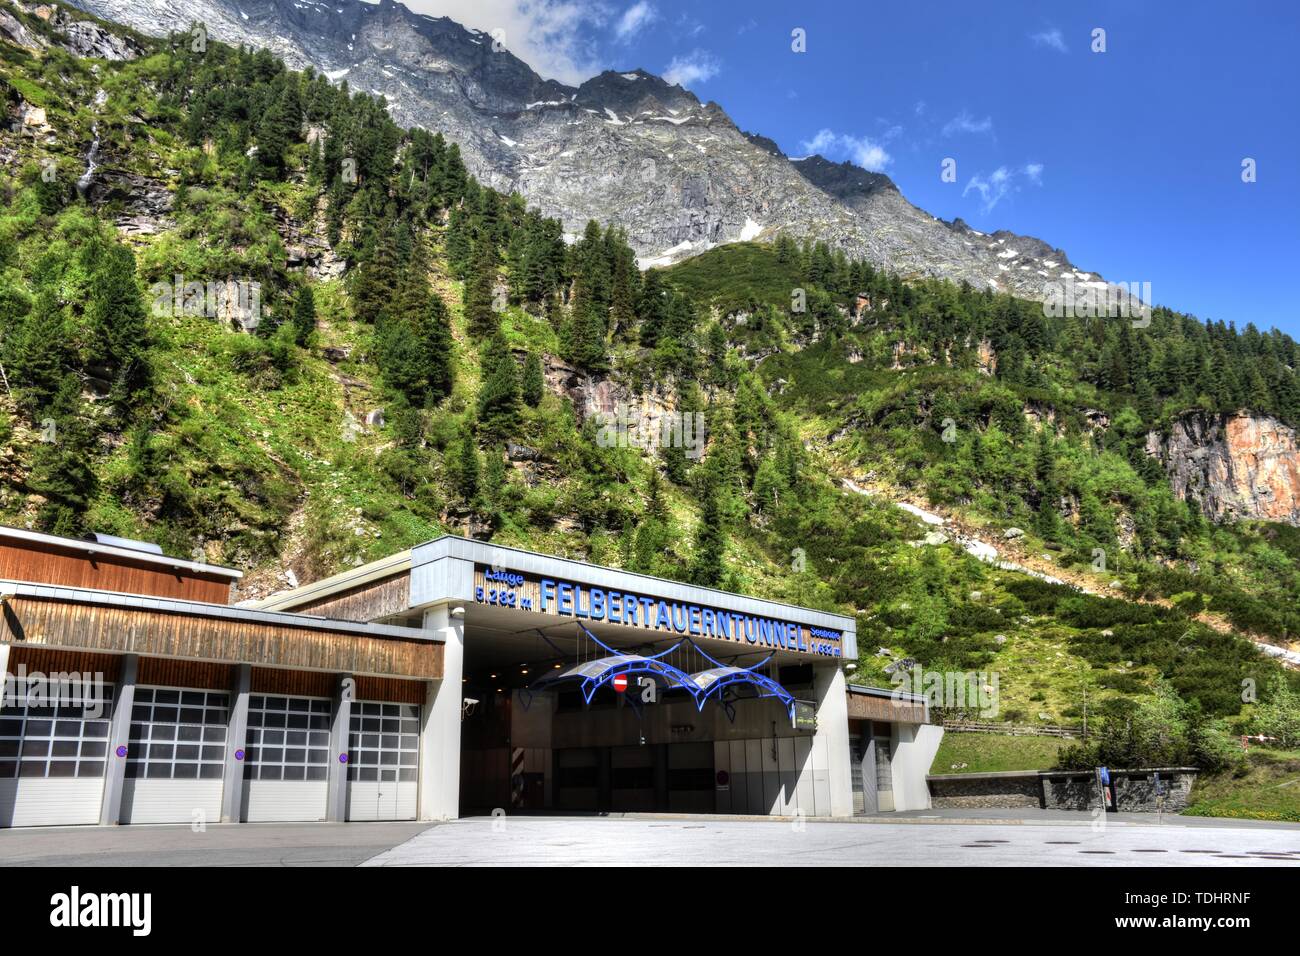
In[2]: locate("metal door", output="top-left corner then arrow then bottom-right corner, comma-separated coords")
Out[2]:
346,701 -> 419,821
854,735 -> 879,814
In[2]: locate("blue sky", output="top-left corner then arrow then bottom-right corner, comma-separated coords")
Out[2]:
417,0 -> 1300,338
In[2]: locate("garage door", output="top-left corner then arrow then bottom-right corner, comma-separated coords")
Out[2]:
667,741 -> 714,813
345,701 -> 419,821
610,745 -> 654,811
241,694 -> 331,822
0,687 -> 112,827
121,687 -> 227,825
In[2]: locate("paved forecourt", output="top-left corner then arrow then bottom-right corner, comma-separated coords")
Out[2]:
362,815 -> 1300,867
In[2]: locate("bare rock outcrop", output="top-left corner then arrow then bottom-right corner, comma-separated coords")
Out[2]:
1146,412 -> 1300,525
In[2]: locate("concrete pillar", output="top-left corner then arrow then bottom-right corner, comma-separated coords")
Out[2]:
220,663 -> 252,824
418,603 -> 464,821
813,663 -> 853,818
99,653 -> 138,826
325,674 -> 354,821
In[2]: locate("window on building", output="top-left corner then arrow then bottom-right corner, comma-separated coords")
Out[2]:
0,688 -> 114,779
126,687 -> 228,780
244,695 -> 331,781
346,702 -> 419,784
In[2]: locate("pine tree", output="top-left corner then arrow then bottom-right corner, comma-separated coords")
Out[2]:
8,288 -> 69,415
456,430 -> 480,502
476,331 -> 520,439
521,351 -> 544,407
608,234 -> 638,336
445,202 -> 473,279
26,378 -> 97,536
481,445 -> 506,513
689,476 -> 726,587
567,297 -> 609,371
351,223 -> 400,325
422,293 -> 455,403
292,284 -> 316,346
464,243 -> 499,338
256,81 -> 298,179
637,269 -> 668,347
86,240 -> 150,410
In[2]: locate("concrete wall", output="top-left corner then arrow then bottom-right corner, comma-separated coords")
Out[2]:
889,723 -> 944,811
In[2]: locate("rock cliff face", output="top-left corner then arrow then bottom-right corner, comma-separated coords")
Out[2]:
1146,413 -> 1300,526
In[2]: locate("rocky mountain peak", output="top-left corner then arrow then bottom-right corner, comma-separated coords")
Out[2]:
69,0 -> 1111,296
574,69 -> 700,116
789,153 -> 899,206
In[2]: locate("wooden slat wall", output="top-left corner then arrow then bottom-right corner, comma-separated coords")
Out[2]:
0,597 -> 442,680
251,668 -> 336,698
138,657 -> 234,691
293,574 -> 410,623
356,675 -> 427,705
846,692 -> 926,724
0,540 -> 232,604
8,646 -> 121,682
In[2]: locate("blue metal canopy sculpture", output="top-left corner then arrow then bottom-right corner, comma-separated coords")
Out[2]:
519,624 -> 798,723
519,626 -> 697,710
688,647 -> 797,723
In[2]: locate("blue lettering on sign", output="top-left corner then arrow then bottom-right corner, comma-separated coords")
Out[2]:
474,567 -> 832,656
485,568 -> 525,588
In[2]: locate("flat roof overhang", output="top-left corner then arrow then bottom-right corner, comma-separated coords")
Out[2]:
457,599 -> 816,676
0,525 -> 242,580
412,536 -> 857,660
247,536 -> 857,671
0,580 -> 442,679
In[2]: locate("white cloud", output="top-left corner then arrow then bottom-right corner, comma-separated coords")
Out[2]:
942,110 -> 994,137
676,12 -> 705,38
799,128 -> 892,172
962,163 -> 1044,213
663,49 -> 721,88
615,2 -> 657,42
402,0 -> 609,85
1030,28 -> 1068,53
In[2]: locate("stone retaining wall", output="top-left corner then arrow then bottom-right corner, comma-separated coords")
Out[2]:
928,768 -> 1197,812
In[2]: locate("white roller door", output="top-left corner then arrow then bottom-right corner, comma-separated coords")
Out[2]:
345,701 -> 419,821
241,694 -> 330,822
0,687 -> 112,827
121,687 -> 227,825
